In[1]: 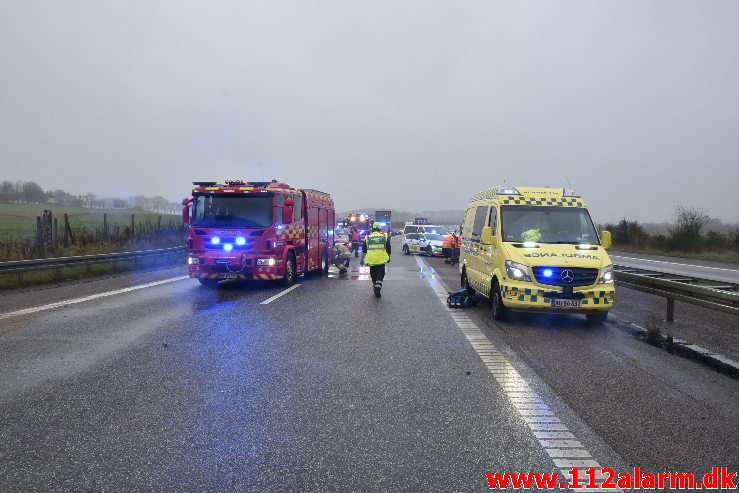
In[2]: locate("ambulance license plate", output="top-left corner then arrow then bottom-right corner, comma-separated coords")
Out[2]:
219,273 -> 238,279
552,299 -> 580,308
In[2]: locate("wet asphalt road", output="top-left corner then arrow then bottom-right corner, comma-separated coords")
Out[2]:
0,241 -> 737,492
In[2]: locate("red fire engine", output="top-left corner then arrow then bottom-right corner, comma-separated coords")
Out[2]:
182,180 -> 335,286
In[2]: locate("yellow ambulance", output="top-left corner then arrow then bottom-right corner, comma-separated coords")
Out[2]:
459,186 -> 614,323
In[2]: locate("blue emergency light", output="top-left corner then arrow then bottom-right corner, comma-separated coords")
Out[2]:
223,244 -> 233,252
235,237 -> 246,245
210,237 -> 221,245
543,269 -> 553,278
276,224 -> 284,231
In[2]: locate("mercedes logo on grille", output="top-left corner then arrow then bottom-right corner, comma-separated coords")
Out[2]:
561,269 -> 575,283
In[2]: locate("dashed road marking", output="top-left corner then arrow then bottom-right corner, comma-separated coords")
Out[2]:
415,256 -> 623,492
0,276 -> 188,320
260,284 -> 302,305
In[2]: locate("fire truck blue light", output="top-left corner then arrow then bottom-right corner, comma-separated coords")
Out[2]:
223,244 -> 233,252
235,237 -> 246,245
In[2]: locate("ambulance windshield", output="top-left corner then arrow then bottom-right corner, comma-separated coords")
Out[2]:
192,195 -> 273,228
501,206 -> 599,244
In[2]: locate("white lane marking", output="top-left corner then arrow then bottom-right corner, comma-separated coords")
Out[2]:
611,255 -> 739,273
0,276 -> 189,320
260,284 -> 301,305
415,256 -> 623,492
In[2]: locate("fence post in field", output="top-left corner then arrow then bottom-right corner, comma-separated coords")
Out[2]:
63,213 -> 74,246
53,217 -> 58,250
131,214 -> 135,237
36,216 -> 44,257
42,210 -> 52,252
103,213 -> 108,238
157,215 -> 161,230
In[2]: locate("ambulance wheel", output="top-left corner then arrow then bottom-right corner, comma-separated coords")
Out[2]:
586,311 -> 608,325
461,268 -> 475,295
425,246 -> 433,256
321,248 -> 329,275
491,280 -> 508,321
403,245 -> 410,255
281,252 -> 296,286
198,278 -> 218,288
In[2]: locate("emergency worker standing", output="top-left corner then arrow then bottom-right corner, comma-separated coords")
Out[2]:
451,231 -> 461,265
442,232 -> 456,264
333,241 -> 351,275
351,227 -> 361,257
361,222 -> 391,298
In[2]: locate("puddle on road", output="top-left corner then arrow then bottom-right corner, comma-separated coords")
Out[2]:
327,265 -> 424,281
620,322 -> 739,379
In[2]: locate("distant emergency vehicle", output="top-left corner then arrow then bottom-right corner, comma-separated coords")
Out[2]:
460,186 -> 614,323
183,180 -> 334,286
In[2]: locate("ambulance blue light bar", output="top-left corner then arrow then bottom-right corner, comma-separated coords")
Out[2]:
563,189 -> 579,197
497,187 -> 520,195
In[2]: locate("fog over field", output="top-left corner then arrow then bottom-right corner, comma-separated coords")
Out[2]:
1,1 -> 737,224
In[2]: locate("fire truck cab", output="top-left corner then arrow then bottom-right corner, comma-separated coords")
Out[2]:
183,180 -> 335,286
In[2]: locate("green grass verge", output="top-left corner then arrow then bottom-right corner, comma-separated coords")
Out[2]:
0,253 -> 187,291
0,203 -> 177,238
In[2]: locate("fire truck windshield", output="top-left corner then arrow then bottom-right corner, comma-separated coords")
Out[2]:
192,195 -> 273,228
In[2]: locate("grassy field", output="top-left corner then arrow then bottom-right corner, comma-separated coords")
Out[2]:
0,203 -> 177,238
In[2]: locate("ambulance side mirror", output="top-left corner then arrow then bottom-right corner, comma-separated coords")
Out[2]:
481,226 -> 493,245
600,231 -> 612,250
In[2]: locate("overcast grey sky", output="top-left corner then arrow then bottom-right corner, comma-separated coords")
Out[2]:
1,1 -> 737,223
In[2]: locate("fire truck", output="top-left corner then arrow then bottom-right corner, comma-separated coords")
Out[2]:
182,180 -> 335,287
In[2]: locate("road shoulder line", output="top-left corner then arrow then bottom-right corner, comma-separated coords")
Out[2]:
415,256 -> 624,491
0,276 -> 188,320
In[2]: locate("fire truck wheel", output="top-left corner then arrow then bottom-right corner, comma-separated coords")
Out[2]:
321,248 -> 329,275
198,278 -> 218,288
281,252 -> 296,286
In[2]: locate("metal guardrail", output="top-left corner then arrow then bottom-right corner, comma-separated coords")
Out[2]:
614,266 -> 739,319
0,247 -> 187,280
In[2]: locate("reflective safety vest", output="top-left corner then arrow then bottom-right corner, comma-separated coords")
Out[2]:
442,235 -> 455,248
364,232 -> 390,266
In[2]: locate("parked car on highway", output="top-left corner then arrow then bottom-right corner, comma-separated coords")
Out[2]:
402,233 -> 445,256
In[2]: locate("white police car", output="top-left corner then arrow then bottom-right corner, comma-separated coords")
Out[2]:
402,233 -> 445,256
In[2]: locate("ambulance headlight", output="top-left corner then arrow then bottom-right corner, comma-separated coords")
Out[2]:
188,256 -> 201,265
598,264 -> 614,284
505,260 -> 531,282
256,258 -> 276,266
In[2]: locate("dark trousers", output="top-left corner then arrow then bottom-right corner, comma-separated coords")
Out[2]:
369,264 -> 386,285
